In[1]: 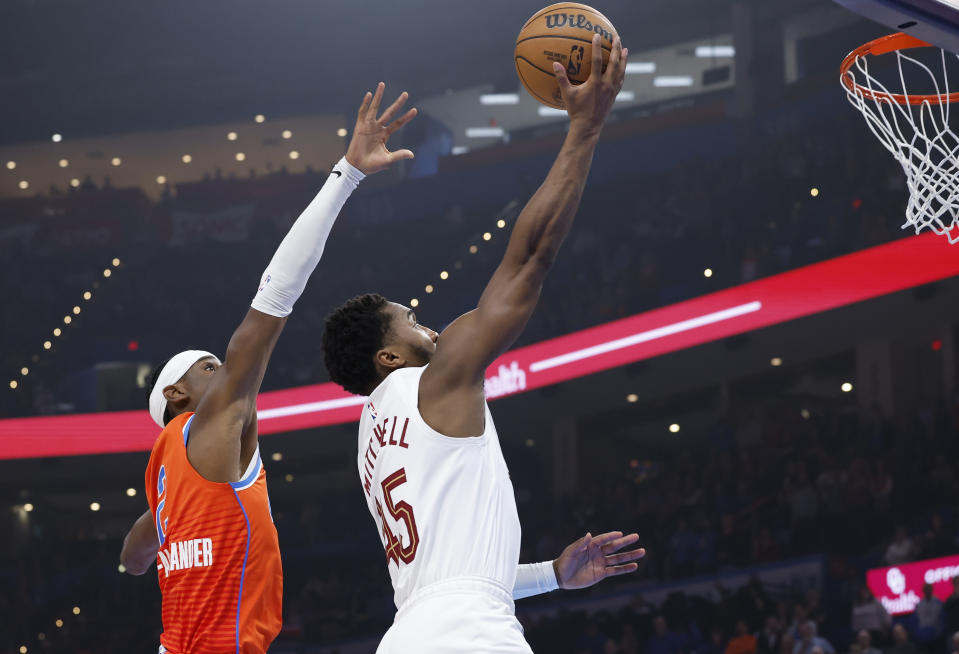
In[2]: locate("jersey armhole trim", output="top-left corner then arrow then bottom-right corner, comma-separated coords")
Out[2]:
414,367 -> 490,446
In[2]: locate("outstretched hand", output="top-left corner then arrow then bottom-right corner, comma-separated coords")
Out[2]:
553,531 -> 645,590
552,34 -> 627,133
345,82 -> 418,175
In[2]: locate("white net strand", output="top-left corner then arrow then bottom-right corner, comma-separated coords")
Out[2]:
842,45 -> 959,243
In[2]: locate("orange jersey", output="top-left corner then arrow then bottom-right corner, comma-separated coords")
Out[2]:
145,412 -> 282,654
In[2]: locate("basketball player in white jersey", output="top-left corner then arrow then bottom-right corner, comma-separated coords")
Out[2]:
322,35 -> 641,652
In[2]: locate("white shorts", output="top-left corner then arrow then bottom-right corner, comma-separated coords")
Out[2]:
377,577 -> 532,654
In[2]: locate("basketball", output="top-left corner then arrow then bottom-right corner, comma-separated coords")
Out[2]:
514,3 -> 618,109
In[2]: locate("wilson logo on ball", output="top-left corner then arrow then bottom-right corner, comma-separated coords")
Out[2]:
544,13 -> 614,42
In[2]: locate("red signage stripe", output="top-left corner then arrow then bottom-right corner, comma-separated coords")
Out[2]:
1,232 -> 957,460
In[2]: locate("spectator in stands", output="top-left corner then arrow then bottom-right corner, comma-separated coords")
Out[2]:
885,526 -> 917,565
577,620 -> 609,654
790,605 -> 818,640
922,514 -> 954,559
914,582 -> 945,651
726,619 -> 758,654
944,578 -> 959,635
855,629 -> 882,654
851,586 -> 891,637
618,623 -> 641,654
887,624 -> 919,654
648,615 -> 684,654
757,615 -> 784,654
794,621 -> 835,654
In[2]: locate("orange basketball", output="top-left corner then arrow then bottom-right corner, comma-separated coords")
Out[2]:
514,3 -> 618,109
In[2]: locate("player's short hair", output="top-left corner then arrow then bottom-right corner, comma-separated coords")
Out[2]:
322,293 -> 390,396
146,357 -> 173,425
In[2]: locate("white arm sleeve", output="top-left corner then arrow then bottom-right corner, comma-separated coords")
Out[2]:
513,561 -> 559,600
250,156 -> 365,317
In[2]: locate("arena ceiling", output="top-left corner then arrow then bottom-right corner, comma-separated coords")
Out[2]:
0,0 -> 743,145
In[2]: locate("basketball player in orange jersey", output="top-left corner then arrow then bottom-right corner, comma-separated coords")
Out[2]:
322,36 -> 644,652
118,83 -> 417,654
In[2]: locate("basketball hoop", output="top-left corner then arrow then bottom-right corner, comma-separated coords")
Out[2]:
841,32 -> 959,243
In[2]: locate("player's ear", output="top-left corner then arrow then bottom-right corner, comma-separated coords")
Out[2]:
374,347 -> 405,372
162,383 -> 188,404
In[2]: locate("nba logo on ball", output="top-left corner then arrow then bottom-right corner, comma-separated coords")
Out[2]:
515,3 -> 618,109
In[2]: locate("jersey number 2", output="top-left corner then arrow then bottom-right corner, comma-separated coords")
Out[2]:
375,468 -> 419,565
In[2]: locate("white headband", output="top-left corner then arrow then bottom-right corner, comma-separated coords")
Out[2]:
148,350 -> 221,428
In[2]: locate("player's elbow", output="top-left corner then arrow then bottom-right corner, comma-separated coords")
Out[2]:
120,539 -> 152,575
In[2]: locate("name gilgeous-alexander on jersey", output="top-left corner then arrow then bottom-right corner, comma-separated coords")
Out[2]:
357,365 -> 522,610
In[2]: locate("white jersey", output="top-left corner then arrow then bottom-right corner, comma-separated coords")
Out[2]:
357,365 -> 523,611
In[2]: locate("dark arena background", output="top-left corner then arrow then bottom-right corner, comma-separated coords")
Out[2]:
3,0 -> 959,652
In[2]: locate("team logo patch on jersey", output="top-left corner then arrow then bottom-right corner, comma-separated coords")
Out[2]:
367,401 -> 377,421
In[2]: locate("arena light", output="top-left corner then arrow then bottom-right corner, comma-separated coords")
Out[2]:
497,219 -> 506,228
125,487 -> 136,497
254,114 -> 265,123
21,367 -> 28,376
615,91 -> 636,102
181,154 -> 192,164
111,157 -> 121,166
9,380 -> 17,389
466,127 -> 505,138
51,133 -> 62,142
480,93 -> 520,105
483,232 -> 492,241
70,178 -> 80,188
55,619 -> 62,628
235,152 -> 246,162
72,607 -> 80,615
451,146 -> 470,156
5,161 -> 14,170
425,285 -> 434,293
227,131 -> 238,141
525,438 -> 535,447
469,245 -> 478,254
841,382 -> 853,392
770,357 -> 783,366
23,503 -> 33,512
103,269 -> 111,278
89,502 -> 100,512
695,45 -> 735,58
410,298 -> 419,307
285,473 -> 294,482
53,328 -> 61,336
112,258 -> 120,267
440,271 -> 449,280
72,306 -> 80,315
42,341 -> 51,350
538,106 -> 568,117
58,159 -> 69,168
271,452 -> 283,461
288,151 -> 300,160
626,393 -> 638,403
19,645 -> 26,653
18,181 -> 28,190
625,61 -> 656,74
63,316 -> 72,325
800,408 -> 811,419
669,423 -> 680,433
156,175 -> 167,185
282,130 -> 292,139
118,563 -> 126,573
337,128 -> 348,137
654,76 -> 694,87
810,187 -> 820,198
704,268 -> 713,277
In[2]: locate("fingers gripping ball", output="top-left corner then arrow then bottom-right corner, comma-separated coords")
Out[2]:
515,3 -> 618,109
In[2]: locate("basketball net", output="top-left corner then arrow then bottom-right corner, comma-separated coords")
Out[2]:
841,33 -> 959,243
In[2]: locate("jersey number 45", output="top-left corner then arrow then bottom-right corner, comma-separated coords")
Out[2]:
375,467 -> 420,565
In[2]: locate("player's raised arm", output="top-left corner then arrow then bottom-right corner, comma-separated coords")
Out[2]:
420,36 -> 626,436
183,84 -> 417,482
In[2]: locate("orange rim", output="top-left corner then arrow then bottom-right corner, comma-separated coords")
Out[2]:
840,32 -> 959,105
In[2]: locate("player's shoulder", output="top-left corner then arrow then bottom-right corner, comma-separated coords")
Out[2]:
374,366 -> 426,400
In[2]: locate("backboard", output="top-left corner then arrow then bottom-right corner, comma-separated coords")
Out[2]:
833,0 -> 959,51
